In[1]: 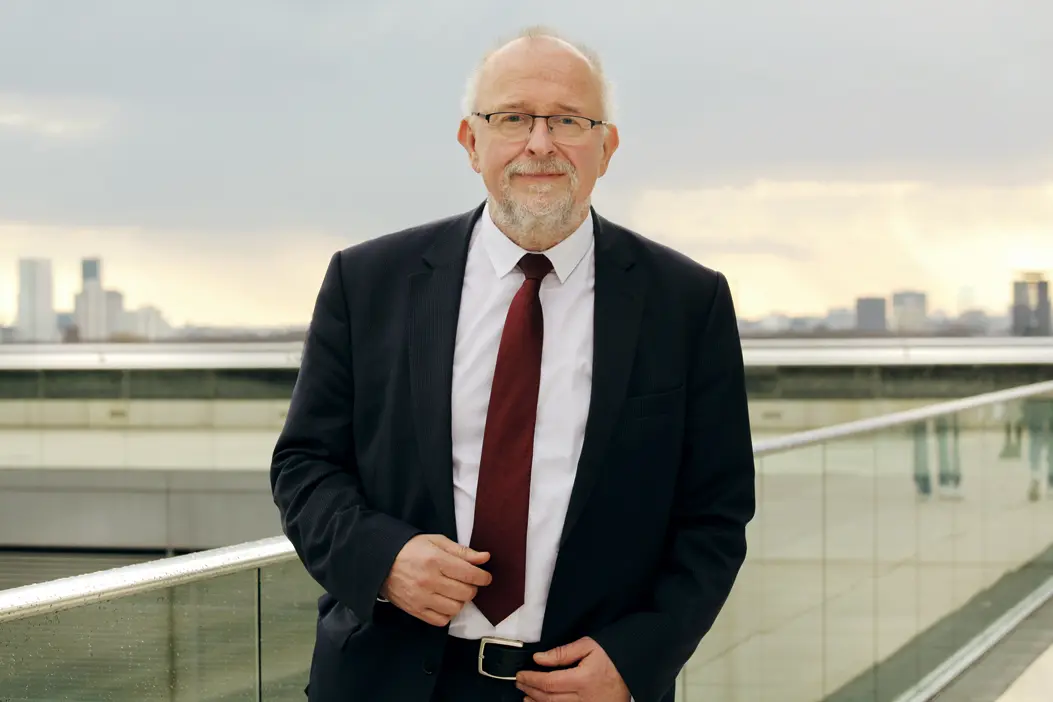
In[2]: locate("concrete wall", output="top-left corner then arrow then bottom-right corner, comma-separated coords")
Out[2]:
0,398 -> 1011,432
0,400 -> 290,430
0,468 -> 280,551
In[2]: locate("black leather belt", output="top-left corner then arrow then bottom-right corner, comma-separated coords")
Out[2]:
444,635 -> 549,681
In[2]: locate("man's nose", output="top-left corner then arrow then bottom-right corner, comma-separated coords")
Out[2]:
525,118 -> 557,156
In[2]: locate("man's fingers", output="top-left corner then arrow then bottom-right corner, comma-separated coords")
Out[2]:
533,637 -> 595,667
426,592 -> 464,618
434,575 -> 478,603
439,552 -> 493,587
516,667 -> 583,695
420,607 -> 453,627
516,681 -> 577,701
432,535 -> 490,564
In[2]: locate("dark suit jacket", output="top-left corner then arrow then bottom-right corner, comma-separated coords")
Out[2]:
270,202 -> 756,702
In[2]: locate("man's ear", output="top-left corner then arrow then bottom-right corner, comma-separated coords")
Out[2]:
598,124 -> 619,177
457,119 -> 481,173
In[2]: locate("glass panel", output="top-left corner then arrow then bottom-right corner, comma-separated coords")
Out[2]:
0,570 -> 259,701
682,392 -> 1053,701
870,419 -> 922,699
215,370 -> 297,400
821,430 -> 877,696
40,370 -> 125,399
684,445 -> 826,701
259,558 -> 324,700
128,370 -> 218,400
0,371 -> 41,399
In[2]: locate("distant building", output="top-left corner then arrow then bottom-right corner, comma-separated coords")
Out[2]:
75,279 -> 108,341
891,291 -> 928,333
825,308 -> 855,330
82,258 -> 101,286
1011,273 -> 1051,336
1040,279 -> 1052,336
855,297 -> 887,333
958,310 -> 990,335
124,306 -> 174,340
787,316 -> 823,333
56,312 -> 75,334
106,290 -> 126,336
16,258 -> 59,342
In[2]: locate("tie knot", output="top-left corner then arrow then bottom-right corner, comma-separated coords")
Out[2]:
518,253 -> 553,281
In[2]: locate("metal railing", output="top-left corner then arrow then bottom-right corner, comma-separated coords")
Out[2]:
2,378 -> 1053,699
3,337 -> 1053,370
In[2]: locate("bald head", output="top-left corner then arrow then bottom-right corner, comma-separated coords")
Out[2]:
461,27 -> 613,121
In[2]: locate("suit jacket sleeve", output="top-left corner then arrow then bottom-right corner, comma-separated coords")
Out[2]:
590,272 -> 756,702
270,250 -> 422,623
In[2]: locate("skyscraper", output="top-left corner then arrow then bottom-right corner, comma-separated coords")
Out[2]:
1011,273 -> 1051,337
75,257 -> 108,341
16,259 -> 59,342
856,297 -> 887,333
106,290 -> 126,336
82,258 -> 101,286
891,291 -> 928,333
1038,279 -> 1051,336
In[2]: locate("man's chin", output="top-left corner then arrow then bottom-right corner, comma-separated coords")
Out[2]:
510,192 -> 570,213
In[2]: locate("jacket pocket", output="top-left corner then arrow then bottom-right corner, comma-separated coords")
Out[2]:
622,385 -> 685,419
318,601 -> 364,650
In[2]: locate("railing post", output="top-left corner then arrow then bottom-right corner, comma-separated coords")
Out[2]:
255,566 -> 263,702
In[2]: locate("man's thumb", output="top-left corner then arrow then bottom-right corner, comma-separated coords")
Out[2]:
534,638 -> 593,666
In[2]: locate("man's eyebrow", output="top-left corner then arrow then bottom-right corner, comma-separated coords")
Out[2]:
553,102 -> 587,115
489,101 -> 588,115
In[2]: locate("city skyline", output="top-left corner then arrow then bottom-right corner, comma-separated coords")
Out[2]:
2,250 -> 1047,336
1,3 -> 1051,327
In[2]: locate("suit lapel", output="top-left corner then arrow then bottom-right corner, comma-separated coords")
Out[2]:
558,212 -> 647,548
407,204 -> 483,540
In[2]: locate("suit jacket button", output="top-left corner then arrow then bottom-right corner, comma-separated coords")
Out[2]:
423,659 -> 435,675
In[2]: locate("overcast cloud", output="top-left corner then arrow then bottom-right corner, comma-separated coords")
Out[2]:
1,0 -> 1050,324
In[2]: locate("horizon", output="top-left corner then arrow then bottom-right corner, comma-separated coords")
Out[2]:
1,245 -> 1042,330
2,3 -> 1051,327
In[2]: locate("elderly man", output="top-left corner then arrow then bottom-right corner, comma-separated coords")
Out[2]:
271,26 -> 755,702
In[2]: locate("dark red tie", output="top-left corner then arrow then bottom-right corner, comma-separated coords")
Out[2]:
469,253 -> 553,625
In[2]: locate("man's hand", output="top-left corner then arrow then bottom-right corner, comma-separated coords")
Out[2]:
379,534 -> 491,627
516,636 -> 631,702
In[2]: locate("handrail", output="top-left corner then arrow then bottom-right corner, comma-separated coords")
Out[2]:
3,337 -> 1053,370
0,537 -> 295,624
1,379 -> 1052,625
754,378 -> 1053,456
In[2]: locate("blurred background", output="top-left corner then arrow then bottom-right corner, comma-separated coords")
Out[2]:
2,1 -> 1051,342
1,2 -> 1052,701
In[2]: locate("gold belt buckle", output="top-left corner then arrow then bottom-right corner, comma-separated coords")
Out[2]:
477,636 -> 524,680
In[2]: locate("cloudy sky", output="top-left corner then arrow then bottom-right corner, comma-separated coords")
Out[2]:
2,1 -> 1051,326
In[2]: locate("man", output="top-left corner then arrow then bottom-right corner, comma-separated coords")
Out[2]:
271,26 -> 755,702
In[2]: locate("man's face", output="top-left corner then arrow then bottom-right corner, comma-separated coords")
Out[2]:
458,38 -> 619,232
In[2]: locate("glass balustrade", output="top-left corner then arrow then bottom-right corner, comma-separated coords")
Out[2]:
683,395 -> 1053,702
0,570 -> 260,701
1,394 -> 1052,701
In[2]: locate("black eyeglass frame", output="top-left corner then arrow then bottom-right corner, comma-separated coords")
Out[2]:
471,111 -> 608,131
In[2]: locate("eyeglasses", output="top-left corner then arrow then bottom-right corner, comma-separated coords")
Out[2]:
472,111 -> 606,143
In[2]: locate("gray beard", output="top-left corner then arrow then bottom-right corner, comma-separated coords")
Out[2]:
488,185 -> 590,251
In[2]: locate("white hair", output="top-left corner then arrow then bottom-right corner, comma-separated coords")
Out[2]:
459,25 -> 616,123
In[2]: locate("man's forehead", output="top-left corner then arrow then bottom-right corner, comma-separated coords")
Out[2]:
477,45 -> 602,112
482,38 -> 594,81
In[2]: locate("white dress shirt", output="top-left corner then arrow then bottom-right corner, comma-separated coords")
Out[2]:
448,203 -> 595,643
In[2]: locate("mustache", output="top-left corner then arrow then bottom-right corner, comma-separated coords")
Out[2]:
504,159 -> 575,176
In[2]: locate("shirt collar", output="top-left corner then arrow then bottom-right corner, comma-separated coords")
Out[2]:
479,201 -> 594,284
